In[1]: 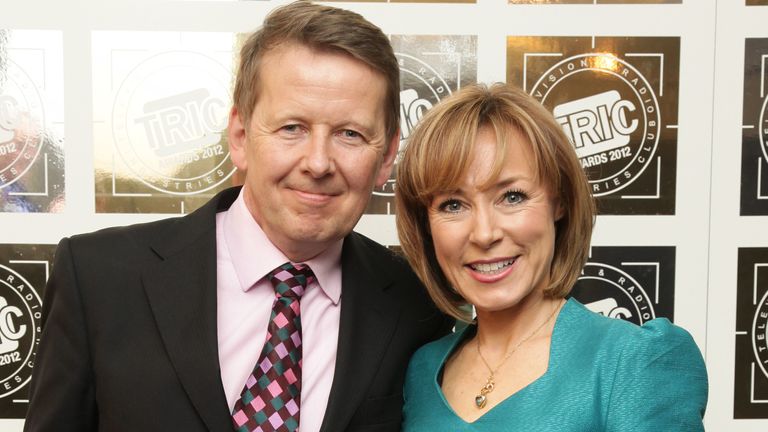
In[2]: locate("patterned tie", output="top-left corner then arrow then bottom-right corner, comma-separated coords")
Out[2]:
231,262 -> 314,432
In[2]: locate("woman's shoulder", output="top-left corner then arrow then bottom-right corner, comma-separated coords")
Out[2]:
565,298 -> 702,358
563,299 -> 707,429
560,298 -> 707,388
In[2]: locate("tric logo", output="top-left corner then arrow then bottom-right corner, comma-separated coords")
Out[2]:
0,296 -> 26,356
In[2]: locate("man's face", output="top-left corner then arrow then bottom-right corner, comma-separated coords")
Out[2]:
229,43 -> 397,262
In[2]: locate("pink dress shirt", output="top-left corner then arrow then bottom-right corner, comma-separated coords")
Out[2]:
216,190 -> 342,432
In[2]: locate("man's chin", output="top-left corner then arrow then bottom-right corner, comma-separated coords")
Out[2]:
290,227 -> 345,245
276,229 -> 347,262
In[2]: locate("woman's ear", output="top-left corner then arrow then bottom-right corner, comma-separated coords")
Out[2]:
554,198 -> 565,221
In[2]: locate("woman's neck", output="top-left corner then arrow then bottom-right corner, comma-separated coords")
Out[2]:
473,295 -> 564,360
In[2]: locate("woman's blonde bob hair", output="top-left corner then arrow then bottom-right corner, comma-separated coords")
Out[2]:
395,83 -> 595,321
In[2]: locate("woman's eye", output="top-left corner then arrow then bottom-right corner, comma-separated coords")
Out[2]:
503,191 -> 525,205
439,199 -> 463,213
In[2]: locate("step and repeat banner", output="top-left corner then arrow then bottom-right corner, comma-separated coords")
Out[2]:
0,0 -> 766,430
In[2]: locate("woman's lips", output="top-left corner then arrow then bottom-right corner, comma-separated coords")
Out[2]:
466,257 -> 517,283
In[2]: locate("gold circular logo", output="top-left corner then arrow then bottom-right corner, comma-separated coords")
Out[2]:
531,54 -> 661,196
574,262 -> 656,325
758,95 -> 768,164
0,265 -> 41,399
753,289 -> 768,380
0,59 -> 45,190
111,51 -> 234,195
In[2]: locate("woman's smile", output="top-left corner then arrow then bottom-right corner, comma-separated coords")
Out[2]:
428,126 -> 562,314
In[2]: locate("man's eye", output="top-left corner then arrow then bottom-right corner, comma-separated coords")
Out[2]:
341,129 -> 361,139
281,124 -> 301,133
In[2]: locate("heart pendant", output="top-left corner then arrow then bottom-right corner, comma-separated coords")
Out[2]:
475,394 -> 487,408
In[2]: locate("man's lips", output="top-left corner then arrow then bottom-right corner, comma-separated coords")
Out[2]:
289,187 -> 340,205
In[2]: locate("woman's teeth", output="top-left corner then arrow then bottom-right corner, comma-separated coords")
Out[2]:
470,259 -> 515,274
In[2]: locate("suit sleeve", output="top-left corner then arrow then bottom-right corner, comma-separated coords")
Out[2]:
605,319 -> 708,432
24,238 -> 97,432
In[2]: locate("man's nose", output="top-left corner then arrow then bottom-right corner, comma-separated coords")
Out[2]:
303,134 -> 335,178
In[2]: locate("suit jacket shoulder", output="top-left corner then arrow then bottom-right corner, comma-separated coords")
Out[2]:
321,231 -> 452,432
66,187 -> 239,262
341,231 -> 443,324
25,187 -> 240,432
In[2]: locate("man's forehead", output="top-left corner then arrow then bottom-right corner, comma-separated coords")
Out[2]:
243,41 -> 390,137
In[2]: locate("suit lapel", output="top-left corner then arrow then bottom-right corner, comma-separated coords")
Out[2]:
142,187 -> 239,431
320,234 -> 403,432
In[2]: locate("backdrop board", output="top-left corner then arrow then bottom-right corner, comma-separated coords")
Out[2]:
0,0 -> 765,431
507,36 -> 680,215
741,38 -> 768,215
92,31 -> 237,214
0,30 -> 64,214
734,248 -> 768,419
0,244 -> 54,419
507,1 -> 681,3
366,34 -> 478,215
571,246 -> 676,325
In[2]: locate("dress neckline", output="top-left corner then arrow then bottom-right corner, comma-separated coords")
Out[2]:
432,298 -> 573,425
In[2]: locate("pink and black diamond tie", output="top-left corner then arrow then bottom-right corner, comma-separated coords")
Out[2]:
231,262 -> 314,432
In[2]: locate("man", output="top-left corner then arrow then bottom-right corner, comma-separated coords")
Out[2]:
23,2 -> 450,431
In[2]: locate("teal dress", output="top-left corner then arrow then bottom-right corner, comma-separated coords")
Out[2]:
402,299 -> 708,431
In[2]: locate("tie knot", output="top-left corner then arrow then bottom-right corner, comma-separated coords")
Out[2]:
267,262 -> 314,299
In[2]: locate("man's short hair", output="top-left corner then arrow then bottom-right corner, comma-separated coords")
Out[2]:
395,83 -> 596,321
233,0 -> 399,142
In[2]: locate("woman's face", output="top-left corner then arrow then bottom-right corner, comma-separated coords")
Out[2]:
427,126 -> 563,314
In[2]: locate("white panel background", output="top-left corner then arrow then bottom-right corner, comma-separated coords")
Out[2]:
0,0 -> 765,430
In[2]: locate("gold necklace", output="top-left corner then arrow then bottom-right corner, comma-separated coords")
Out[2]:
473,300 -> 563,409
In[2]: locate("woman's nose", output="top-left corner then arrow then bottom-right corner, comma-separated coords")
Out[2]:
469,206 -> 502,249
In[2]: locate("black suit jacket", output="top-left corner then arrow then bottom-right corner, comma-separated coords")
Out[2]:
24,187 -> 451,432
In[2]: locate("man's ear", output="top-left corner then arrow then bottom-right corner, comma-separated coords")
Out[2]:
228,106 -> 248,171
374,131 -> 400,188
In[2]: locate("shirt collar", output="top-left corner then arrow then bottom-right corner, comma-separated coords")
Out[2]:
222,189 -> 342,304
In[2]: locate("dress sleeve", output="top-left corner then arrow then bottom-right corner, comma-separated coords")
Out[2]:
604,319 -> 708,432
24,238 -> 98,432
402,346 -> 429,429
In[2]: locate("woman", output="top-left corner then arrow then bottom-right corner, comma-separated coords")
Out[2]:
395,83 -> 707,431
